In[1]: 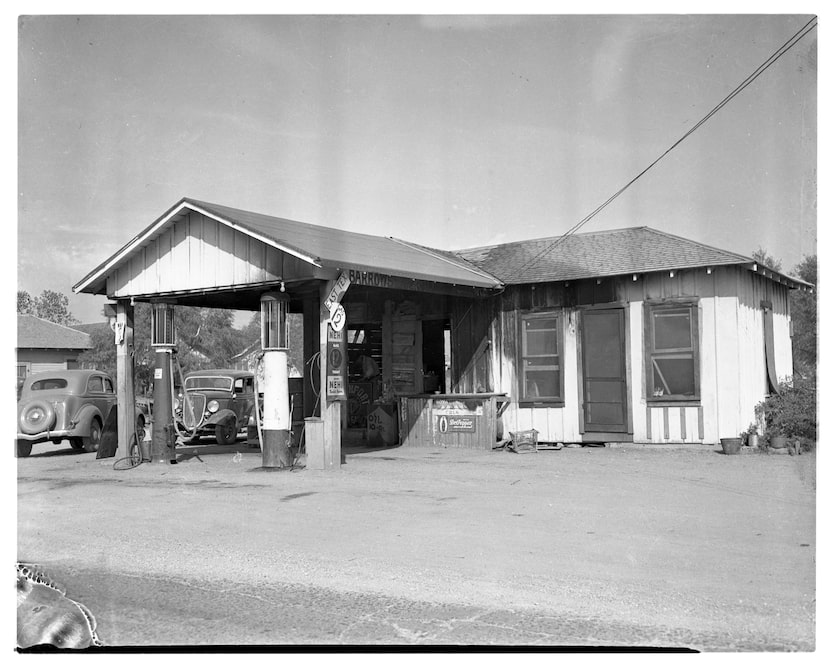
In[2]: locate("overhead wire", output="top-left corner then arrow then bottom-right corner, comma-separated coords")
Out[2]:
504,16 -> 818,281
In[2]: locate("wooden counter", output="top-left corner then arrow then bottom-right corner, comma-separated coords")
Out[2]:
398,393 -> 509,450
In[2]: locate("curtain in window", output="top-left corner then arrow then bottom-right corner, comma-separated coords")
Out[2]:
762,302 -> 780,394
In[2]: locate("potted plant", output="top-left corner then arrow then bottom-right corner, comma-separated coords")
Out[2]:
740,423 -> 759,448
754,378 -> 817,452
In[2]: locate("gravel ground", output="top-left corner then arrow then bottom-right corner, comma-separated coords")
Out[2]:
17,440 -> 816,650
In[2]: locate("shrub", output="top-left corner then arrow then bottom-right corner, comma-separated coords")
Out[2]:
754,377 -> 817,450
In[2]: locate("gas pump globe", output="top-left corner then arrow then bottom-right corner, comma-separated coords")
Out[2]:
260,292 -> 290,350
151,303 -> 176,347
258,290 -> 292,468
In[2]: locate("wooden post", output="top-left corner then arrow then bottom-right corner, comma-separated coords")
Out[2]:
115,301 -> 136,459
317,280 -> 347,469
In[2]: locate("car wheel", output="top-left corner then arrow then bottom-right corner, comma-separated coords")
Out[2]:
216,421 -> 235,445
83,419 -> 102,453
16,439 -> 32,458
19,401 -> 56,435
69,438 -> 84,451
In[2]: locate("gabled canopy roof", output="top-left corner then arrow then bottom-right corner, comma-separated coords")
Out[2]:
18,315 -> 91,350
73,198 -> 503,296
453,226 -> 813,291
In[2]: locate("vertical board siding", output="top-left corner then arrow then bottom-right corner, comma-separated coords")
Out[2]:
731,268 -> 795,433
109,211 -> 318,297
713,269 -> 741,439
560,309 -> 580,442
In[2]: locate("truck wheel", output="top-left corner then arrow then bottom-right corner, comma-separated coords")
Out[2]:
16,439 -> 32,458
83,419 -> 102,453
69,438 -> 84,451
216,420 -> 235,445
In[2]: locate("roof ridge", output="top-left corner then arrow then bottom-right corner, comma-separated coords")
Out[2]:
454,225 -> 652,253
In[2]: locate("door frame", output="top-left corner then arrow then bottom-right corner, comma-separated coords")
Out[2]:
576,303 -> 634,438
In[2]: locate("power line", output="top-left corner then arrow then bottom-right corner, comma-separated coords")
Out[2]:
506,16 -> 817,281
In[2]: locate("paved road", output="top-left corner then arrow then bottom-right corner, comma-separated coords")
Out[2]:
17,441 -> 816,650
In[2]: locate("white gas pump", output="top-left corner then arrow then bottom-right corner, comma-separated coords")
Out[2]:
258,290 -> 292,468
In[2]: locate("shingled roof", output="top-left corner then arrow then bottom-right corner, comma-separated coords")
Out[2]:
18,315 -> 91,350
453,226 -> 811,289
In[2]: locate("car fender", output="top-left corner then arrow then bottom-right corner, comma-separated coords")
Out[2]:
205,409 -> 236,428
71,404 -> 102,437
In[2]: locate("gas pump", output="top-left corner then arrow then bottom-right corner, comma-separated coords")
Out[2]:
150,303 -> 177,464
257,290 -> 292,468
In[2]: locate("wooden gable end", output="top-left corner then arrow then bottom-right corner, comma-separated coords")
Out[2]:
106,210 -> 319,298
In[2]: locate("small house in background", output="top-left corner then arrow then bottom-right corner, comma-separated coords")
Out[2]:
17,314 -> 92,384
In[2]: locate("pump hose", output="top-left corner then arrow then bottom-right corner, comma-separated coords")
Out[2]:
253,352 -> 265,448
171,353 -> 200,443
112,431 -> 146,471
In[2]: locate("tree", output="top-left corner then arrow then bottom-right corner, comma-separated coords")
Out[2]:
17,289 -> 78,325
752,248 -> 782,272
17,291 -> 34,314
80,304 -> 251,393
789,255 -> 817,379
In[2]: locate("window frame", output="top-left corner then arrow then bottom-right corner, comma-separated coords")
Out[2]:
518,310 -> 565,406
644,301 -> 701,404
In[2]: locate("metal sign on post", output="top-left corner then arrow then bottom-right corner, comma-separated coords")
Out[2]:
323,271 -> 351,315
329,302 -> 346,333
326,325 -> 346,399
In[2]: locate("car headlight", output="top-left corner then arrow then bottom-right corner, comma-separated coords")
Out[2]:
207,400 -> 220,413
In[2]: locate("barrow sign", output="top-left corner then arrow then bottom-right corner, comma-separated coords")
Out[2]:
437,415 -> 477,434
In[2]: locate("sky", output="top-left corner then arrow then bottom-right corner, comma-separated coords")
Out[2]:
14,8 -> 819,325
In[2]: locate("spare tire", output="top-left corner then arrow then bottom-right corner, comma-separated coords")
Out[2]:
19,401 -> 56,435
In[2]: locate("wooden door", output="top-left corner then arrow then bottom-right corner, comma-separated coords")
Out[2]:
581,308 -> 628,433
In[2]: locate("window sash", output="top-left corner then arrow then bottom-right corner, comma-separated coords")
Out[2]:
520,312 -> 563,402
646,304 -> 699,402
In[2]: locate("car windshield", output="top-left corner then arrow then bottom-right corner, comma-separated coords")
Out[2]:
185,376 -> 233,391
30,378 -> 68,391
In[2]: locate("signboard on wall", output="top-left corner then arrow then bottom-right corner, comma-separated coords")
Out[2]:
437,415 -> 477,434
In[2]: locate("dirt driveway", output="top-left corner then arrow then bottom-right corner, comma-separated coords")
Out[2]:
17,441 -> 816,650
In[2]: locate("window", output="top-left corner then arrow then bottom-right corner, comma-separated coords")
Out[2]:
519,312 -> 563,404
104,378 -> 114,393
88,376 -> 104,393
31,378 -> 68,391
645,303 -> 700,402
